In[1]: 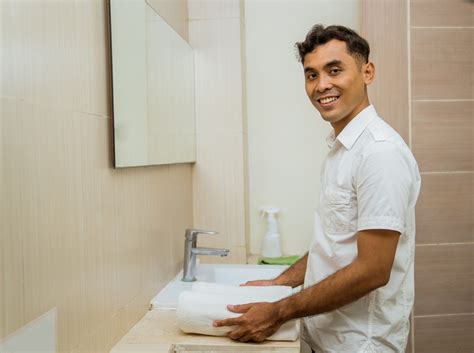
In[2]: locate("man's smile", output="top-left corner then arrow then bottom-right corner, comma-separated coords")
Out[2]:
317,95 -> 340,108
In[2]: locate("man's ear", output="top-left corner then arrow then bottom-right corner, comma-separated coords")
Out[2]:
363,61 -> 375,85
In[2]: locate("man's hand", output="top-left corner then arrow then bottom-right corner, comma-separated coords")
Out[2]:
213,302 -> 283,342
240,279 -> 278,286
241,253 -> 309,288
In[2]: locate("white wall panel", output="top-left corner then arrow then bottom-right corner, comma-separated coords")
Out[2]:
245,0 -> 360,255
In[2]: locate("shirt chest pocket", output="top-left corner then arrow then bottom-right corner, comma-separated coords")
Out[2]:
323,187 -> 357,234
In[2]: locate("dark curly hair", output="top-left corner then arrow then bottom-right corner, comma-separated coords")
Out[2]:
295,24 -> 370,65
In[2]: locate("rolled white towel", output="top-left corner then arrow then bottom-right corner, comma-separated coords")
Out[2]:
192,281 -> 293,301
177,289 -> 299,341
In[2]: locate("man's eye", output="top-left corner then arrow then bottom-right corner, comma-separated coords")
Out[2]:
306,73 -> 317,80
330,69 -> 341,75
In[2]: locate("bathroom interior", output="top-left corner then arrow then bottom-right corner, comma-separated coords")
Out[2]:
1,0 -> 472,352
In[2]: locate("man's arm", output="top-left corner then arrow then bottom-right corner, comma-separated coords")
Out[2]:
214,229 -> 400,342
277,229 -> 399,320
243,253 -> 308,288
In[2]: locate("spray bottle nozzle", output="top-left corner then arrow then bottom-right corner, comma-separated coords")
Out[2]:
260,207 -> 279,217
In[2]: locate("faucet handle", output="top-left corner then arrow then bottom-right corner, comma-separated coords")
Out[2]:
185,228 -> 219,240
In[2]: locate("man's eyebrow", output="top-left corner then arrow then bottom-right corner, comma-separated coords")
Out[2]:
324,60 -> 344,69
304,60 -> 344,73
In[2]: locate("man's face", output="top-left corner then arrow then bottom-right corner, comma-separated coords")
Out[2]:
303,39 -> 374,132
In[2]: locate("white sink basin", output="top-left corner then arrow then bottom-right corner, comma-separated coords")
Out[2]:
151,263 -> 288,309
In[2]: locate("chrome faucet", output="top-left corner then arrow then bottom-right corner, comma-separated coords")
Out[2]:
182,228 -> 230,282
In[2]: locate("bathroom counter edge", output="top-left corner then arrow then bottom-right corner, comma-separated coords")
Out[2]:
110,309 -> 300,352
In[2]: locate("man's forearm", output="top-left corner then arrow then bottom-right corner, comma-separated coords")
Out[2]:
274,253 -> 308,288
276,258 -> 387,321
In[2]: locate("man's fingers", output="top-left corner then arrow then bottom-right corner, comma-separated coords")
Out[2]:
240,280 -> 274,286
229,329 -> 265,343
238,333 -> 254,343
228,327 -> 246,340
213,316 -> 242,327
227,303 -> 253,313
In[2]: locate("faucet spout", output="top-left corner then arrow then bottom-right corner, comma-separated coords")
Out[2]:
192,247 -> 230,257
182,228 -> 230,282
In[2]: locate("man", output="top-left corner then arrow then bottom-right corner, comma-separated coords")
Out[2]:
214,25 -> 421,353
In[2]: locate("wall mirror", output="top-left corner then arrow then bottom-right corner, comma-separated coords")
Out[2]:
109,0 -> 196,167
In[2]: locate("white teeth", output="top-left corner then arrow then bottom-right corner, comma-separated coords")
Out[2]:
320,96 -> 338,104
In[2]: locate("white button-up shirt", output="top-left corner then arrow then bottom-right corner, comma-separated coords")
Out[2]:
303,105 -> 421,353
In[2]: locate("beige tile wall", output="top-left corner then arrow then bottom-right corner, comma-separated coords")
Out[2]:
1,1 -> 193,352
414,314 -> 474,353
411,28 -> 473,100
411,0 -> 474,28
410,1 -> 474,351
412,101 -> 473,172
414,244 -> 473,316
188,0 -> 248,264
361,0 -> 409,142
415,173 -> 473,244
362,0 -> 473,352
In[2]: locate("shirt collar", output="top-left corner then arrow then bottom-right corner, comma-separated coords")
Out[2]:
326,105 -> 378,150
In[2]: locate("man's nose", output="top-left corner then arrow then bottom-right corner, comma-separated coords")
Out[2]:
316,75 -> 333,92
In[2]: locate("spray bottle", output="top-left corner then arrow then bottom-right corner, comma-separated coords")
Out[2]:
260,207 -> 282,258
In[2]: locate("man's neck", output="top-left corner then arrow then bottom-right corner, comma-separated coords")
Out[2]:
332,100 -> 370,137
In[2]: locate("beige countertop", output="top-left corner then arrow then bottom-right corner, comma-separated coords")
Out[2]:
110,309 -> 300,353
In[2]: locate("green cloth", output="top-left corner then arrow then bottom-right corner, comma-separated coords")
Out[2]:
258,255 -> 300,265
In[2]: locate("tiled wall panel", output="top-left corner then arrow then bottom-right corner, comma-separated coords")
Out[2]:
412,101 -> 473,172
410,1 -> 474,348
411,28 -> 473,100
191,130 -> 247,263
1,101 -> 27,338
190,19 -> 244,135
0,0 -> 193,351
414,244 -> 473,316
364,1 -> 474,352
411,0 -> 474,27
361,0 -> 409,142
189,4 -> 248,264
414,314 -> 474,353
0,0 -> 110,117
415,173 -> 473,244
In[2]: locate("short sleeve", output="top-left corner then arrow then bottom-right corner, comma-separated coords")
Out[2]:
355,143 -> 412,233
